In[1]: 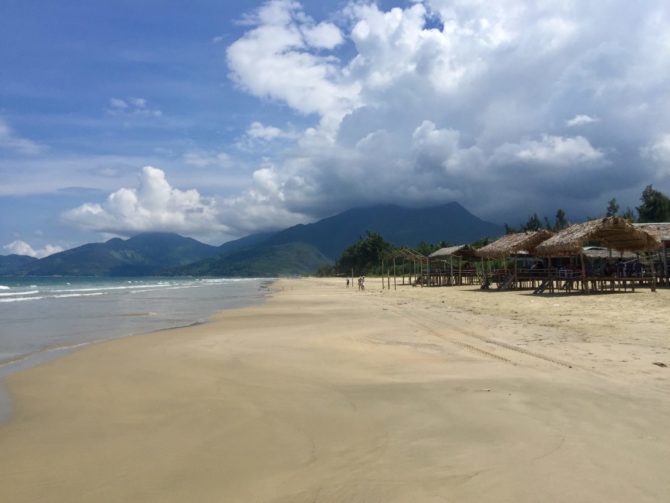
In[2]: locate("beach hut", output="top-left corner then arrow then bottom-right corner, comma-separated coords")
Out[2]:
634,223 -> 670,286
534,217 -> 661,293
428,245 -> 479,286
475,230 -> 554,290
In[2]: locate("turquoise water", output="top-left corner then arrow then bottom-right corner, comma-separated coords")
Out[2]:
0,276 -> 273,420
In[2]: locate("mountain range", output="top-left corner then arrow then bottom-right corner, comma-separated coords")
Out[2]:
2,203 -> 503,277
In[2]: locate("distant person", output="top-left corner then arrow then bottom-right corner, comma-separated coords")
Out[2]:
346,278 -> 350,288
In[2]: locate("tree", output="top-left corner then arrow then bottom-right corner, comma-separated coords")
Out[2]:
554,209 -> 568,231
637,185 -> 670,222
504,223 -> 518,234
606,198 -> 619,217
622,207 -> 637,222
335,231 -> 394,275
522,213 -> 542,231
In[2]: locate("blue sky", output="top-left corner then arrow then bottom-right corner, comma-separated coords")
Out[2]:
2,0 -> 670,256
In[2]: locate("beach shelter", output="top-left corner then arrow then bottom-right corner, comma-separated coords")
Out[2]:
382,248 -> 429,289
634,223 -> 670,286
475,230 -> 554,289
428,245 -> 479,286
534,217 -> 661,293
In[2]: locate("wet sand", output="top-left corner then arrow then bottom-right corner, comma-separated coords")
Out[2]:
1,277 -> 669,502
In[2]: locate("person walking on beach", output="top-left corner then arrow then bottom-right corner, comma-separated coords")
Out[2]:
346,278 -> 350,288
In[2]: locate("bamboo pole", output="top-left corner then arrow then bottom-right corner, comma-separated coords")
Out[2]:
663,242 -> 668,286
649,252 -> 657,292
393,257 -> 397,291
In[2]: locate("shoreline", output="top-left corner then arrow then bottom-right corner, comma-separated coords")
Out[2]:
1,278 -> 669,502
0,278 -> 276,424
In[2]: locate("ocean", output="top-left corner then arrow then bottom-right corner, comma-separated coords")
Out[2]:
0,276 -> 273,421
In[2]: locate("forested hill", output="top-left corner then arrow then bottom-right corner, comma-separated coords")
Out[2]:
262,203 -> 503,259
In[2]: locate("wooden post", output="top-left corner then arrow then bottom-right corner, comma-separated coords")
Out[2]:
450,256 -> 454,286
580,253 -> 587,293
663,242 -> 668,286
381,259 -> 385,290
649,252 -> 657,292
514,255 -> 518,289
393,257 -> 397,291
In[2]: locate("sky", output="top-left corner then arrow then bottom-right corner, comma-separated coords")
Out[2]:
1,0 -> 670,256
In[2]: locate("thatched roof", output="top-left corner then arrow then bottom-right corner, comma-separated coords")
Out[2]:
634,223 -> 670,242
535,217 -> 661,256
429,245 -> 476,259
475,230 -> 553,259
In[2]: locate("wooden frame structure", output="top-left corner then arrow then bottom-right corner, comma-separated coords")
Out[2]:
634,223 -> 670,287
475,230 -> 554,290
380,248 -> 429,290
533,217 -> 661,294
427,245 -> 480,286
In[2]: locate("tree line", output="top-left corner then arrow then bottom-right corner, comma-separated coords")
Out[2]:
505,184 -> 670,234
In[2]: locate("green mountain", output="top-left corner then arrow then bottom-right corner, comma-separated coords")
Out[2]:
263,202 -> 503,259
217,231 -> 276,257
0,254 -> 38,275
18,232 -> 219,276
164,202 -> 502,277
10,203 -> 502,278
168,242 -> 330,277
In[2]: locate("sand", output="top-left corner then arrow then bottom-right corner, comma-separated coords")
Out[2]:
1,277 -> 669,502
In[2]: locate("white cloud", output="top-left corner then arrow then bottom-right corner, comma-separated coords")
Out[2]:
62,166 -> 229,237
182,150 -> 234,168
502,135 -> 605,166
641,134 -> 670,177
3,240 -> 63,258
218,0 -> 670,225
246,121 -> 296,141
0,118 -> 46,155
301,21 -> 343,49
226,0 -> 360,129
642,134 -> 670,164
107,97 -> 162,117
566,114 -> 600,127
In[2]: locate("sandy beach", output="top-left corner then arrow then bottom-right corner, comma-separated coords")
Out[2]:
1,277 -> 669,502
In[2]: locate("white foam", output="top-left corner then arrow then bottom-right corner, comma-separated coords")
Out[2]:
0,290 -> 39,297
0,296 -> 43,303
0,286 -> 9,290
51,292 -> 105,299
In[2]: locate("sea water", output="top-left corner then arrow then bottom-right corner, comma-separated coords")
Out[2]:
0,276 -> 273,421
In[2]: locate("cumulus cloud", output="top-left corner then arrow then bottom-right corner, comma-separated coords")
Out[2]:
3,240 -> 63,258
246,121 -> 296,141
0,118 -> 46,155
226,0 -> 359,129
566,115 -> 600,127
62,166 -> 229,237
502,135 -> 605,166
220,0 -> 670,225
